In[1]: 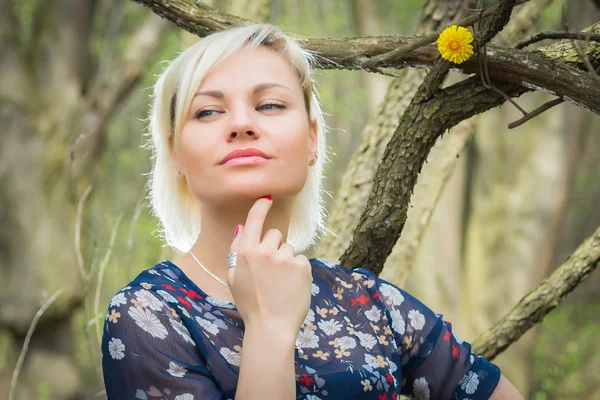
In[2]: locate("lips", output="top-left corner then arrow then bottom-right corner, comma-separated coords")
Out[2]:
220,148 -> 271,165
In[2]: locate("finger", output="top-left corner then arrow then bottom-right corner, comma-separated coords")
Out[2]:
241,197 -> 272,246
278,243 -> 295,258
229,224 -> 245,253
228,225 -> 244,286
261,229 -> 283,249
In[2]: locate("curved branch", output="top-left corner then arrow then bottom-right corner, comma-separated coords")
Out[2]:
473,225 -> 600,360
131,0 -> 600,115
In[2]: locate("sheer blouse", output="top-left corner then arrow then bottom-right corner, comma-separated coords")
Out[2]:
102,258 -> 501,399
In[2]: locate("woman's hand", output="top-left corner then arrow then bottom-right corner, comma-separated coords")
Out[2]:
227,197 -> 313,339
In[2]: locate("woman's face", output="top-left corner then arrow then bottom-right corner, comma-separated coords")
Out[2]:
172,45 -> 318,206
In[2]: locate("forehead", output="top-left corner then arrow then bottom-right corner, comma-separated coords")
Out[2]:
197,45 -> 302,92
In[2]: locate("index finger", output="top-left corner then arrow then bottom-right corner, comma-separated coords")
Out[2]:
241,196 -> 273,246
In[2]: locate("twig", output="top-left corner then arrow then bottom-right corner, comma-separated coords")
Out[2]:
363,0 -> 530,68
561,12 -> 600,88
9,289 -> 64,400
75,185 -> 93,282
93,213 -> 123,345
508,97 -> 565,128
516,30 -> 600,49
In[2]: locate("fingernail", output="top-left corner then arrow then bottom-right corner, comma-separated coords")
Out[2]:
262,195 -> 272,201
234,225 -> 240,238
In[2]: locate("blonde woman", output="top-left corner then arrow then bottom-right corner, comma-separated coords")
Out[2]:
101,24 -> 523,400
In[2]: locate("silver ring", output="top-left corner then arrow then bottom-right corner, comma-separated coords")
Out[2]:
227,252 -> 238,268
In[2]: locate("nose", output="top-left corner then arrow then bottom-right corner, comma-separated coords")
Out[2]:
227,107 -> 260,142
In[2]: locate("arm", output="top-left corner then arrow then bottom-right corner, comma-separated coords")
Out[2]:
102,287 -> 223,400
490,374 -> 524,400
352,267 -> 524,399
235,322 -> 296,399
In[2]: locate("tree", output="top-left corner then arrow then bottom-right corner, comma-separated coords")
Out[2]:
0,1 -> 172,397
132,0 -> 599,385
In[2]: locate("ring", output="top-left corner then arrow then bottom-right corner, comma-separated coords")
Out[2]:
227,252 -> 238,268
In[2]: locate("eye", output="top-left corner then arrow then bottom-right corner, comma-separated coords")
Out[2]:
257,102 -> 286,111
193,109 -> 223,119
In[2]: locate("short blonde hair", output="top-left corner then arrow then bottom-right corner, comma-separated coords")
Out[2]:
147,24 -> 329,253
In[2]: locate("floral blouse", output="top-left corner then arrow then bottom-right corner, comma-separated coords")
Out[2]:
102,258 -> 501,399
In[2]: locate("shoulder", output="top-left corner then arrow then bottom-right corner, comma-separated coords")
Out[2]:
309,257 -> 378,284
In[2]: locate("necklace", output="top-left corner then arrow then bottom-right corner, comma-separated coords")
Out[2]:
187,250 -> 305,355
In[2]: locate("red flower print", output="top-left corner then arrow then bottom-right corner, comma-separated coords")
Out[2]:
298,374 -> 314,387
392,391 -> 398,400
443,331 -> 452,342
373,291 -> 381,301
351,299 -> 358,307
161,284 -> 176,291
452,344 -> 459,358
385,372 -> 393,383
378,394 -> 387,400
357,294 -> 370,305
181,288 -> 202,300
177,296 -> 192,308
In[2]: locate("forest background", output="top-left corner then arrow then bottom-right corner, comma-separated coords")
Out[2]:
0,0 -> 598,399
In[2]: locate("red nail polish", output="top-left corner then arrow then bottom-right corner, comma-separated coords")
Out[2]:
234,225 -> 240,238
262,195 -> 272,201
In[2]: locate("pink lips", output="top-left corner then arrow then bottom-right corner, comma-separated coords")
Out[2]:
220,148 -> 271,165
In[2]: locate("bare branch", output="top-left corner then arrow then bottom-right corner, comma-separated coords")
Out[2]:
507,97 -> 564,128
9,289 -> 64,400
130,0 -> 600,115
339,0 -> 520,274
473,225 -> 600,360
516,30 -> 600,49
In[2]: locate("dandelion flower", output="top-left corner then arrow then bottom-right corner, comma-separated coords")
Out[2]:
437,25 -> 474,64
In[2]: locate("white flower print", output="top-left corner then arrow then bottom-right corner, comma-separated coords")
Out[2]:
174,394 -> 194,400
167,361 -> 187,377
470,353 -> 475,364
220,347 -> 241,366
318,258 -> 337,269
413,377 -> 430,400
195,317 -> 220,335
128,306 -> 168,339
306,396 -> 322,400
206,296 -> 235,309
390,308 -> 406,335
318,319 -> 343,336
338,336 -> 357,350
303,309 -> 315,326
364,353 -> 378,369
408,309 -> 426,330
156,290 -> 177,303
364,305 -> 382,322
170,319 -> 195,345
311,283 -> 320,295
460,371 -> 479,394
296,329 -> 319,349
453,331 -> 464,344
110,292 -> 127,307
387,357 -> 397,373
355,332 -> 377,350
108,337 -> 125,360
134,289 -> 163,311
379,283 -> 404,306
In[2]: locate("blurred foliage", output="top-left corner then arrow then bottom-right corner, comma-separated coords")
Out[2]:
5,0 -> 596,398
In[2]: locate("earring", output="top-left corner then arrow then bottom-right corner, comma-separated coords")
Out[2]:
309,157 -> 317,166
177,169 -> 182,176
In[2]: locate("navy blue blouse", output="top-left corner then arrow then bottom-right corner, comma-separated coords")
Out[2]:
102,258 -> 501,399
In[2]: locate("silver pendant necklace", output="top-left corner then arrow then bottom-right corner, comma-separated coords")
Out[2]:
187,250 -> 304,355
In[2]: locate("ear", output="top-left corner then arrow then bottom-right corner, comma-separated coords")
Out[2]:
308,117 -> 318,160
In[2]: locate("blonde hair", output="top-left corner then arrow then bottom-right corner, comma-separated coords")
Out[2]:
147,24 -> 329,253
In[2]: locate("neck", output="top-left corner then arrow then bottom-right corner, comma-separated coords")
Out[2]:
184,196 -> 296,285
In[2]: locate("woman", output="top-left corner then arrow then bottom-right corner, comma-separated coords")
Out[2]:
101,24 -> 523,399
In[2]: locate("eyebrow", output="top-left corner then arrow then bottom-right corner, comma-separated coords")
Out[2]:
194,83 -> 293,98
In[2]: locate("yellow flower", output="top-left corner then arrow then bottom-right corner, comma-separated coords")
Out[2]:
436,25 -> 474,64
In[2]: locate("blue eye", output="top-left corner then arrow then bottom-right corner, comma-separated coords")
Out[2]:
258,102 -> 286,111
194,109 -> 221,119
